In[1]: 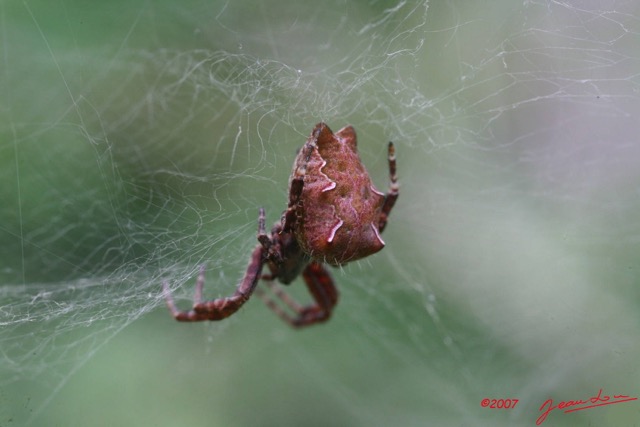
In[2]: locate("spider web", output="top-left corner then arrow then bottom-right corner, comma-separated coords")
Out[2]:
1,1 -> 640,426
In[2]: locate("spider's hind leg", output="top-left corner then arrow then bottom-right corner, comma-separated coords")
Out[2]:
256,262 -> 338,328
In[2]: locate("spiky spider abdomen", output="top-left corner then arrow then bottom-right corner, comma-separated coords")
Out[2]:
291,124 -> 386,265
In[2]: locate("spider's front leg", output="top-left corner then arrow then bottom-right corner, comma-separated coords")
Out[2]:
162,209 -> 268,322
378,141 -> 399,233
282,140 -> 313,233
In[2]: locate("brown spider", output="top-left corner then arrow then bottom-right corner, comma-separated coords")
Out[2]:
163,122 -> 398,328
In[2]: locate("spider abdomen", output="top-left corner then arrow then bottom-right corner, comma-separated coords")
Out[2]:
291,123 -> 386,265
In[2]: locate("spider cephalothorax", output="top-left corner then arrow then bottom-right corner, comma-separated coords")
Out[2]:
163,122 -> 398,327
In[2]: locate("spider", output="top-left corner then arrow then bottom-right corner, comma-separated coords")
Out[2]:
163,122 -> 398,328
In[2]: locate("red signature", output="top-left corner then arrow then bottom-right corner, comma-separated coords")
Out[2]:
536,389 -> 637,425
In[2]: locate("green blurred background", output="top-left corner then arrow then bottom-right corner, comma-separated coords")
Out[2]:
1,1 -> 640,426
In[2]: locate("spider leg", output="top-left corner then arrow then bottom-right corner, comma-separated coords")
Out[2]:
258,209 -> 283,265
256,281 -> 305,314
282,177 -> 304,233
162,210 -> 267,322
256,262 -> 338,328
282,140 -> 314,233
377,141 -> 399,233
